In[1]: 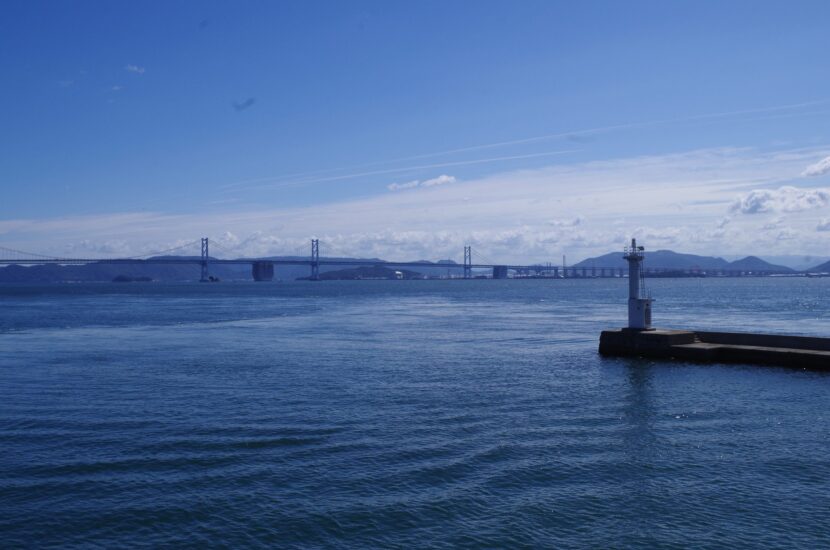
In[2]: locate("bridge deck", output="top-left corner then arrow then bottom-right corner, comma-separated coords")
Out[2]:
0,258 -> 791,275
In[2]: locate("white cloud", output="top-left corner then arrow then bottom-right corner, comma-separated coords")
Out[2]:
802,156 -> 830,177
110,85 -> 124,92
775,227 -> 799,241
729,186 -> 830,214
421,174 -> 455,187
817,219 -> 830,232
68,239 -> 139,256
386,180 -> 420,191
762,216 -> 785,230
387,174 -> 455,191
547,217 -> 583,228
9,146 -> 830,262
125,64 -> 145,75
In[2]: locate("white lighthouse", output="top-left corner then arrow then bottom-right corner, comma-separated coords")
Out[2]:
623,238 -> 653,330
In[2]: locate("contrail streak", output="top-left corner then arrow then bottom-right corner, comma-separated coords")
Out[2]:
222,97 -> 830,190
239,150 -> 580,191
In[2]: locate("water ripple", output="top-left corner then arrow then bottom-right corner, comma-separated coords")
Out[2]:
2,279 -> 830,547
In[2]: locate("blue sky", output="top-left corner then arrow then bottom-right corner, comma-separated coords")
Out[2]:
2,1 -> 830,262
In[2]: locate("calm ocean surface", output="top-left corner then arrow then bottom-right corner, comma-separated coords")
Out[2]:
2,278 -> 830,548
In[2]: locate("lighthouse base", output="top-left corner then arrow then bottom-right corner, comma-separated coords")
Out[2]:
599,328 -> 830,370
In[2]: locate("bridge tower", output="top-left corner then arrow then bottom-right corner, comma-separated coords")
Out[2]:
463,246 -> 472,279
310,239 -> 320,281
623,238 -> 653,330
200,237 -> 210,282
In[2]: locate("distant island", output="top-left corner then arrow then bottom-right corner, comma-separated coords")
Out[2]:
0,255 -> 460,283
573,250 -> 796,273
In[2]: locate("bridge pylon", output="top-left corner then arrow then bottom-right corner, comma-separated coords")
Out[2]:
310,239 -> 320,281
200,238 -> 210,282
463,246 -> 472,279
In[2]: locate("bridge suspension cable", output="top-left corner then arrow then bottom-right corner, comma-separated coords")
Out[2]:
0,245 -> 65,261
298,242 -> 311,256
0,240 -> 202,262
120,240 -> 202,260
204,239 -> 237,258
472,249 -> 498,266
319,241 -> 354,259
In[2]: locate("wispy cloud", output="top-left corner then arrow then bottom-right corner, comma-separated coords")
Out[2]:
228,150 -> 577,191
386,180 -> 419,191
8,146 -> 830,261
762,216 -> 785,230
387,175 -> 456,191
803,155 -> 830,177
125,64 -> 145,75
547,217 -> 583,228
422,174 -> 454,187
220,98 -> 830,191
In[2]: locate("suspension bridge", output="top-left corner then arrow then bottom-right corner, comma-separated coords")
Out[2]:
0,238 -> 792,281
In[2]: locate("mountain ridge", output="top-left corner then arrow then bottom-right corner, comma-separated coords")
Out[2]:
0,255 -> 464,282
807,259 -> 830,272
573,250 -> 793,272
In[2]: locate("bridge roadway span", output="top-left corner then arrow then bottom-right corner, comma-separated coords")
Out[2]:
0,257 -> 552,278
0,256 -> 789,280
0,258 -> 511,268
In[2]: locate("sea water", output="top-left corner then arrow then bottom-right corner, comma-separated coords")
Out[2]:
1,278 -> 829,548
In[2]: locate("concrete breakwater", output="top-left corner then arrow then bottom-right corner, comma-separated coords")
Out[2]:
599,328 -> 830,369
